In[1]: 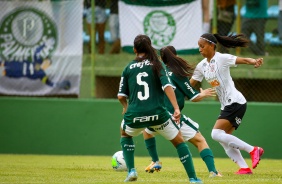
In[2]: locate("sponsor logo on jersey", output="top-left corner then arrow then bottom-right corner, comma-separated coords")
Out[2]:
133,115 -> 159,123
144,10 -> 176,47
129,59 -> 152,69
119,77 -> 124,92
184,82 -> 196,94
0,7 -> 58,61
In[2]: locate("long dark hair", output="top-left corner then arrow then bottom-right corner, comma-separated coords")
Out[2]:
200,33 -> 249,50
134,34 -> 163,76
160,46 -> 194,77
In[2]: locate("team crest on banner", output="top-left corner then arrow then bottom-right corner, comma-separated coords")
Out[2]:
0,8 -> 57,61
0,1 -> 82,96
144,10 -> 176,47
119,0 -> 202,54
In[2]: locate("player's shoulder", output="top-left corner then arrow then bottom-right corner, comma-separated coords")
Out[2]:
215,52 -> 234,59
196,58 -> 208,68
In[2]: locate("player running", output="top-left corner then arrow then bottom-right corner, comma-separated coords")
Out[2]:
190,33 -> 264,174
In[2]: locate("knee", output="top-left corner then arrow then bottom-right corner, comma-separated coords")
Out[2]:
211,129 -> 225,142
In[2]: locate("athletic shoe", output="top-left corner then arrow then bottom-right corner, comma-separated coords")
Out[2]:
189,178 -> 203,183
235,168 -> 253,175
209,171 -> 223,177
144,161 -> 162,173
250,146 -> 264,169
124,168 -> 138,182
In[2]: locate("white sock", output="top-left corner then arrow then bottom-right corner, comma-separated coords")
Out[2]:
220,142 -> 249,168
211,129 -> 254,153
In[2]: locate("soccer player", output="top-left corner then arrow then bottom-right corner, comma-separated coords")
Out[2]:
190,33 -> 264,174
0,45 -> 70,90
143,45 -> 222,177
118,34 -> 203,183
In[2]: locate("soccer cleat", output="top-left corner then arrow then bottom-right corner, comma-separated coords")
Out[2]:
250,146 -> 264,169
189,178 -> 203,183
144,161 -> 162,173
235,168 -> 253,175
124,168 -> 138,182
209,171 -> 223,177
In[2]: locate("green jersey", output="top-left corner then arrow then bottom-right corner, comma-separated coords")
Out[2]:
165,68 -> 199,113
118,59 -> 174,128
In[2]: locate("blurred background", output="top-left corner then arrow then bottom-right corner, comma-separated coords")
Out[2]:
0,0 -> 281,102
81,0 -> 282,102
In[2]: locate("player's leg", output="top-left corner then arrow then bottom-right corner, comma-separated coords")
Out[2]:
181,115 -> 221,177
120,120 -> 143,182
150,118 -> 202,183
211,103 -> 264,170
143,129 -> 162,173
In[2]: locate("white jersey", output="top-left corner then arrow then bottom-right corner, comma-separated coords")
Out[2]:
192,52 -> 246,110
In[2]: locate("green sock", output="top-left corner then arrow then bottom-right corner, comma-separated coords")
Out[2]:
120,137 -> 135,172
145,137 -> 159,162
176,142 -> 197,179
200,148 -> 217,174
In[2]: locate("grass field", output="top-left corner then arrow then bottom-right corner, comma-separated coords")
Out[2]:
0,154 -> 281,184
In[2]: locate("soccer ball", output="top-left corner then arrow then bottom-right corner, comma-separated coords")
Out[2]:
112,151 -> 127,171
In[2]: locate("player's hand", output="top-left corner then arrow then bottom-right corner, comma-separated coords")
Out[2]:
172,108 -> 180,124
200,87 -> 216,97
254,58 -> 263,68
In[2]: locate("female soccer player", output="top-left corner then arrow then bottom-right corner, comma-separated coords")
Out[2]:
190,33 -> 264,174
143,45 -> 221,177
118,35 -> 202,183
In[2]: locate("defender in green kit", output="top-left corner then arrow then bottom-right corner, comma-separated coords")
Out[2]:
117,35 -> 203,183
143,46 -> 221,178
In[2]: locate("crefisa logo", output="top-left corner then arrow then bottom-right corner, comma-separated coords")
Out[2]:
0,7 -> 58,61
143,10 -> 176,48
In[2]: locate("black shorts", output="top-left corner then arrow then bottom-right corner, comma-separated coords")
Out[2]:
218,103 -> 247,130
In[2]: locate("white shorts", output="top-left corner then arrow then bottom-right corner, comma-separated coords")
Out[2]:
86,6 -> 107,24
122,118 -> 180,141
145,115 -> 199,141
180,115 -> 199,141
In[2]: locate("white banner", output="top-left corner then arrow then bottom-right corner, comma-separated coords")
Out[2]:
119,0 -> 202,52
0,0 -> 83,96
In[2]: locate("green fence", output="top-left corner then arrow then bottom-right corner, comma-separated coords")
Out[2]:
0,97 -> 281,159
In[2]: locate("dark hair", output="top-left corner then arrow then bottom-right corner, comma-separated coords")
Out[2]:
134,34 -> 163,76
160,46 -> 194,77
200,33 -> 249,50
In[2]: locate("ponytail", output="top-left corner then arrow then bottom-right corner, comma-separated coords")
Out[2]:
160,46 -> 194,77
134,34 -> 163,76
201,33 -> 250,49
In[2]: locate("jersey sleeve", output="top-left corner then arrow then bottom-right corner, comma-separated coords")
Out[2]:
192,62 -> 204,82
219,53 -> 237,68
117,68 -> 129,97
172,74 -> 199,101
160,65 -> 175,90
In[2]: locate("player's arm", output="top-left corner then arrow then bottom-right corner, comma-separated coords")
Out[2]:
164,85 -> 180,123
178,77 -> 215,102
236,57 -> 263,68
189,78 -> 199,88
117,95 -> 128,114
192,88 -> 215,102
